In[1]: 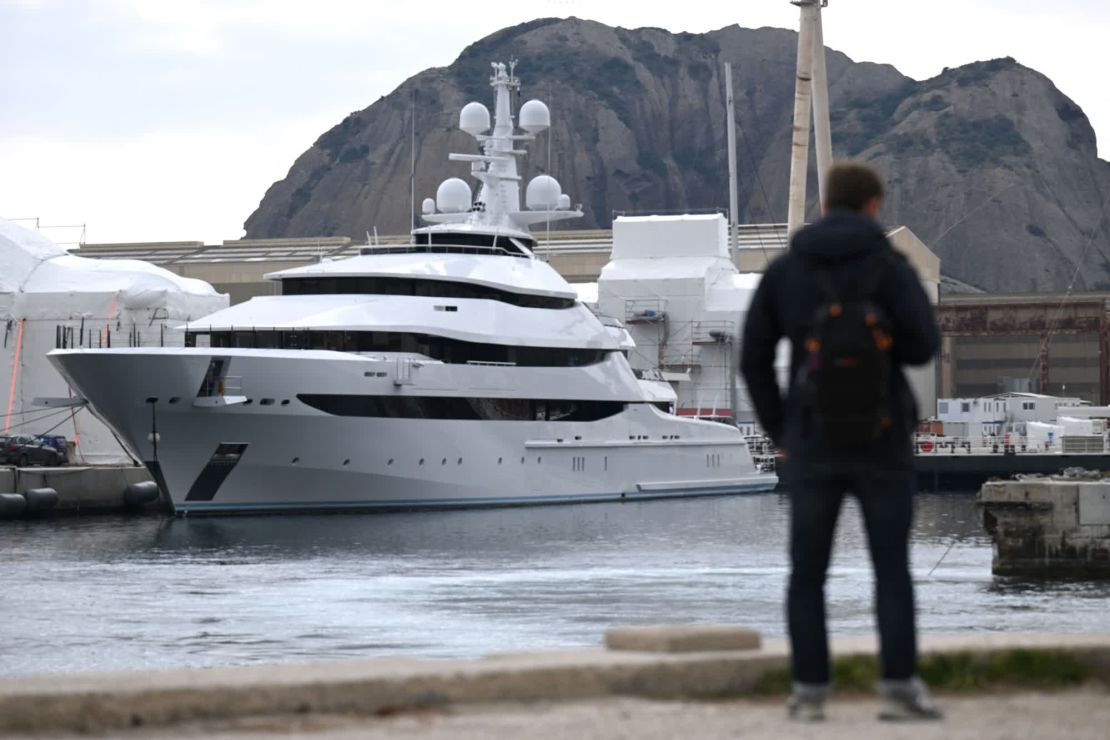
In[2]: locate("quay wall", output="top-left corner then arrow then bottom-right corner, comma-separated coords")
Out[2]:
0,630 -> 1107,736
979,479 -> 1110,574
0,465 -> 160,515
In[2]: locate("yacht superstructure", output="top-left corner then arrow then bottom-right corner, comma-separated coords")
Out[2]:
48,62 -> 776,514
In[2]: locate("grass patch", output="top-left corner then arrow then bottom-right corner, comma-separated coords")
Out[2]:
752,649 -> 1094,695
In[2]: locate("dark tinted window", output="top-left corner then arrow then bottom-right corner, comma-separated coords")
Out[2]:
297,394 -> 626,421
409,232 -> 536,252
185,330 -> 608,367
281,276 -> 573,309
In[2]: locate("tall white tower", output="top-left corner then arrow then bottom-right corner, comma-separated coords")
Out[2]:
786,0 -> 833,237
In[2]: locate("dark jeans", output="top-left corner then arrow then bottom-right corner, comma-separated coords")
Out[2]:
787,469 -> 917,685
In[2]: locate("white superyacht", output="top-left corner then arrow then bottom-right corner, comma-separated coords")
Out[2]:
49,62 -> 776,514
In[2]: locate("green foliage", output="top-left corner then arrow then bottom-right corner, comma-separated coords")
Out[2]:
338,144 -> 370,164
922,95 -> 948,112
936,113 -> 1031,166
753,649 -> 1093,696
686,60 -> 712,83
1056,102 -> 1085,123
637,151 -> 666,177
317,114 -> 365,161
921,650 -> 1090,691
627,38 -> 672,78
887,133 -> 934,156
672,142 -> 719,179
451,18 -> 564,100
924,57 -> 1017,91
831,83 -> 913,155
285,165 -> 329,221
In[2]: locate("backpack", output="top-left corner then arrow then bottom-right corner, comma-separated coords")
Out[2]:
800,257 -> 895,451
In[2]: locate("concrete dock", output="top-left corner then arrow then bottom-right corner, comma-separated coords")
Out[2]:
0,464 -> 160,516
1,630 -> 1107,738
979,477 -> 1110,574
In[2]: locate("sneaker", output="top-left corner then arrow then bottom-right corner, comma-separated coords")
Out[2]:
786,683 -> 827,722
878,677 -> 944,721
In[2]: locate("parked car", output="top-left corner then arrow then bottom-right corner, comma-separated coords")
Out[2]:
0,435 -> 67,467
37,434 -> 70,460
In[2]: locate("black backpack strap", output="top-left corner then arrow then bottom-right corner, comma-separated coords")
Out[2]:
812,265 -> 840,304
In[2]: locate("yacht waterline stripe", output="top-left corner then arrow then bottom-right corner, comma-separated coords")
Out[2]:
174,483 -> 777,512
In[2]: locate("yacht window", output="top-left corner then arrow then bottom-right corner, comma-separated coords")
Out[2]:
184,330 -> 610,367
297,394 -> 626,422
281,276 -> 574,309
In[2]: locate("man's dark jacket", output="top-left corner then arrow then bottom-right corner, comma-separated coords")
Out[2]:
740,209 -> 940,472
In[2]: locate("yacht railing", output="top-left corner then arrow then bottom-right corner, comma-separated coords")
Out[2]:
358,244 -> 530,258
913,434 -> 1108,455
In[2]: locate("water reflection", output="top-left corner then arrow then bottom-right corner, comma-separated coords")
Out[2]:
1,491 -> 1106,677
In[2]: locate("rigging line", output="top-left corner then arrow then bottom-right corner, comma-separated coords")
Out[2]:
1022,193 -> 1109,385
34,410 -> 82,439
927,538 -> 958,577
930,183 -> 1019,248
735,110 -> 781,262
110,429 -> 141,467
0,402 -> 80,425
3,404 -> 85,418
1,406 -> 76,434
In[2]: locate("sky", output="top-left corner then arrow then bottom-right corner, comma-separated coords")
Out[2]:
2,0 -> 1108,245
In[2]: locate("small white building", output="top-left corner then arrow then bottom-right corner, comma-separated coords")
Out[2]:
936,392 -> 1088,438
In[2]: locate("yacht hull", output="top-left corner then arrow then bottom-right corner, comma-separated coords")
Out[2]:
49,349 -> 777,515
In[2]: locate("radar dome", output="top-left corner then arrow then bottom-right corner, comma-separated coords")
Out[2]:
556,193 -> 571,211
459,102 -> 490,135
526,175 -> 561,211
518,99 -> 550,133
421,197 -> 436,215
436,178 -> 472,214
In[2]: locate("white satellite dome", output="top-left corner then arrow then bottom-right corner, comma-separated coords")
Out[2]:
525,175 -> 561,211
556,193 -> 571,211
436,178 -> 472,213
518,99 -> 550,134
459,102 -> 491,135
421,197 -> 436,215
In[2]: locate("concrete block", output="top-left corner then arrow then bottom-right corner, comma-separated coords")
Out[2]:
15,466 -> 156,513
0,466 -> 13,492
605,625 -> 761,653
2,632 -> 1110,736
1078,483 -> 1110,526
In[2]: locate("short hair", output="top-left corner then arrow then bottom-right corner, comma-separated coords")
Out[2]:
825,162 -> 885,212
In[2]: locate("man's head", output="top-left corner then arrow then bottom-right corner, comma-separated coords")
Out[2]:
824,162 -> 884,219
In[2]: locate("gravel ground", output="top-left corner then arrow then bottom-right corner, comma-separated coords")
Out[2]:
51,688 -> 1110,740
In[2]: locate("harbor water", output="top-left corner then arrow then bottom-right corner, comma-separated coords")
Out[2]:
2,491 -> 1108,677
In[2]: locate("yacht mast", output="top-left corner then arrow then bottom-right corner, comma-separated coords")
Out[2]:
426,61 -> 582,234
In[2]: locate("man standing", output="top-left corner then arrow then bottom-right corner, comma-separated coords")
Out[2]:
740,163 -> 942,722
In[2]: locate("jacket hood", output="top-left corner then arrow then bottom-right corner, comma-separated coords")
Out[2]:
790,209 -> 887,263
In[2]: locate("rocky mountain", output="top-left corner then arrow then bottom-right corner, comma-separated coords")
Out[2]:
243,18 -> 1110,294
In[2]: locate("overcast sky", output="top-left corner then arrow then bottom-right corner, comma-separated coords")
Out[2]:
2,0 -> 1107,245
